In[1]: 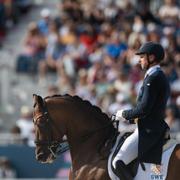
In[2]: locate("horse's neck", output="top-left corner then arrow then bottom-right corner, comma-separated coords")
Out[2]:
67,130 -> 110,171
69,145 -> 109,177
68,134 -> 102,157
67,133 -> 111,180
59,97 -> 114,172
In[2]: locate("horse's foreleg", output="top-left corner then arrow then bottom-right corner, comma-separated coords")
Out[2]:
69,167 -> 73,180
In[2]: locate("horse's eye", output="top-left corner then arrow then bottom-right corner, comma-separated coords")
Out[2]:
37,121 -> 47,128
34,118 -> 47,127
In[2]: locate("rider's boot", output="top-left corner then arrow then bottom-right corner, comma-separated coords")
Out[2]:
114,160 -> 133,180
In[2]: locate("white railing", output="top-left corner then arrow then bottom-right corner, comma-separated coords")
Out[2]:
0,133 -> 24,145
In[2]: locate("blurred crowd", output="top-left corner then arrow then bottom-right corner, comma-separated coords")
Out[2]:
0,0 -> 33,47
1,0 -> 180,146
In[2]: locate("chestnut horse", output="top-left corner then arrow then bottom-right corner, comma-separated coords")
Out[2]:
33,94 -> 180,180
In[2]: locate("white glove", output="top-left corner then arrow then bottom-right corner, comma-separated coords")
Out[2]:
115,109 -> 126,122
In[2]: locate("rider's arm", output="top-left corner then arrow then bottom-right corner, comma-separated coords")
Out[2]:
122,75 -> 160,122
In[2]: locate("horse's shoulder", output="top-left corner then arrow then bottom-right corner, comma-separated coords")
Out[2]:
174,144 -> 180,159
166,144 -> 180,180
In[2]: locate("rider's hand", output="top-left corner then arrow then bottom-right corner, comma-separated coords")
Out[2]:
115,110 -> 126,122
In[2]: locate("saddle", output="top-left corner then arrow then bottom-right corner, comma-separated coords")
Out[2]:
110,130 -> 170,178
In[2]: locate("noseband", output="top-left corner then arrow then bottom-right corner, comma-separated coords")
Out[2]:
33,100 -> 69,158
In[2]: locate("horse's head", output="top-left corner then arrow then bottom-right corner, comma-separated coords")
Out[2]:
33,94 -> 117,166
33,94 -> 67,163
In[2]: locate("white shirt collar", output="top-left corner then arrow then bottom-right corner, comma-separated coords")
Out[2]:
145,65 -> 161,78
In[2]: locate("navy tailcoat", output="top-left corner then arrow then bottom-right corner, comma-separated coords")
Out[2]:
122,69 -> 170,164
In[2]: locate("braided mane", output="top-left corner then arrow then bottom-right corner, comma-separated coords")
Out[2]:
45,94 -> 115,129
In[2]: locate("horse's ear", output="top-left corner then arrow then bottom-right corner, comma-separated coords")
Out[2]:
33,94 -> 43,107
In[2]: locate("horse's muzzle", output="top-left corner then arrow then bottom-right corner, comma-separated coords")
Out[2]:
36,152 -> 48,162
36,151 -> 56,164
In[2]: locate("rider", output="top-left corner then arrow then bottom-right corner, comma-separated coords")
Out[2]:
112,41 -> 170,180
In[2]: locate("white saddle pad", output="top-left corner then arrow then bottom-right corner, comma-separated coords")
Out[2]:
108,134 -> 177,180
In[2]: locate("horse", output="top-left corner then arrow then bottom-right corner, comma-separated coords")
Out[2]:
33,94 -> 180,180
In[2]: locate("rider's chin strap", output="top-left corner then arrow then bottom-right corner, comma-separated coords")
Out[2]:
146,54 -> 156,70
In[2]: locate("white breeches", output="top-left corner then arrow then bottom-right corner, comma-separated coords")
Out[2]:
113,128 -> 139,168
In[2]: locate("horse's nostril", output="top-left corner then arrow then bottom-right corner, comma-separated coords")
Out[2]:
36,153 -> 45,161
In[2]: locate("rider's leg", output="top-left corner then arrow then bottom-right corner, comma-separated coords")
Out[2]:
112,128 -> 139,179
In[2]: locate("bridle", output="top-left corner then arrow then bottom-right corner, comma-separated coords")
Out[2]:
33,100 -> 69,158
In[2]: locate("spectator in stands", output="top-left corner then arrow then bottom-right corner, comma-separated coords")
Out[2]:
57,68 -> 75,95
38,21 -> 65,83
3,0 -> 19,28
16,106 -> 34,146
9,125 -> 23,144
105,31 -> 127,60
165,106 -> 180,133
136,1 -> 162,25
59,20 -> 77,46
113,70 -> 133,99
158,0 -> 179,26
23,22 -> 45,57
171,62 -> 180,96
108,93 -> 132,115
75,69 -> 91,99
38,8 -> 51,36
0,157 -> 17,178
0,2 -> 6,46
0,0 -> 34,47
16,22 -> 46,73
47,85 -> 59,96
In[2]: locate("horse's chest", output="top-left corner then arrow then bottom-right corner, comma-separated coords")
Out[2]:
73,165 -> 110,180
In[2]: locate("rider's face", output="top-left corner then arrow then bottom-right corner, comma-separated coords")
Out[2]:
139,54 -> 148,70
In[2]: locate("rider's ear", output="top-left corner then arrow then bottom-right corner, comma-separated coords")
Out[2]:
149,54 -> 155,62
